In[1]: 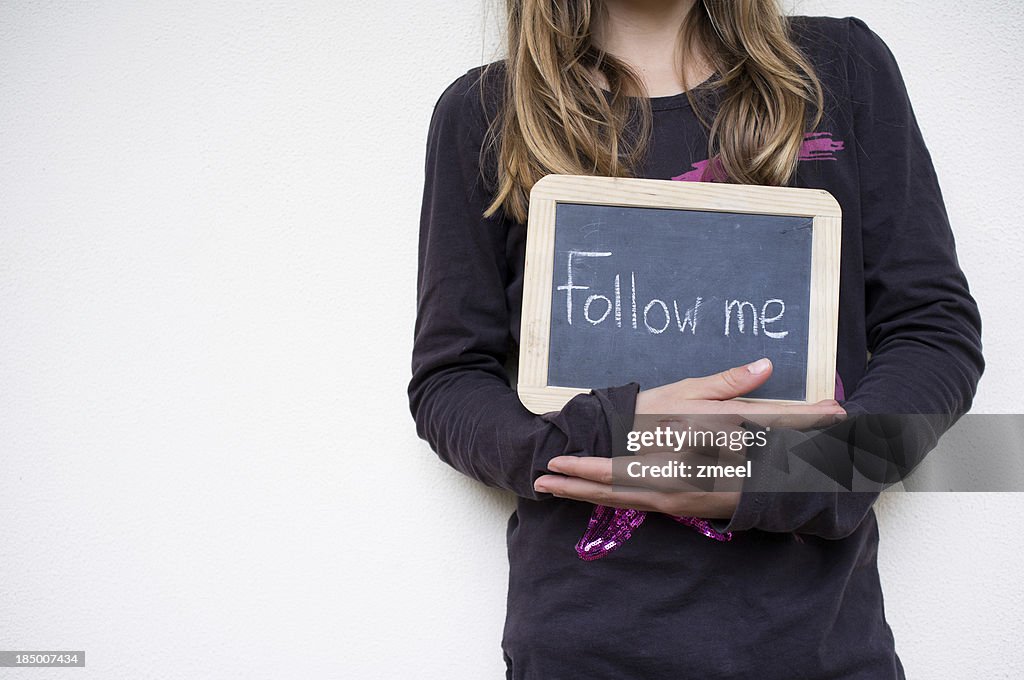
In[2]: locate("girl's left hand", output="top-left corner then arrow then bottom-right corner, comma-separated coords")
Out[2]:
534,454 -> 741,518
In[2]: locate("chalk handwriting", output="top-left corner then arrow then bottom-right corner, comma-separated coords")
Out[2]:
558,250 -> 789,338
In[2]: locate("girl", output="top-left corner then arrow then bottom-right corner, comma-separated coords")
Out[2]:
409,1 -> 983,677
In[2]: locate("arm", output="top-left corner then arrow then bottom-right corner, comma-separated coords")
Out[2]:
408,70 -> 639,500
712,18 -> 985,538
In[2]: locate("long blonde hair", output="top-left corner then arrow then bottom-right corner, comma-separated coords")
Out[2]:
483,0 -> 824,222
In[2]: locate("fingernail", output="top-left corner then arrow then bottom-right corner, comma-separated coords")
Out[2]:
535,481 -> 550,493
747,358 -> 771,375
547,459 -> 563,472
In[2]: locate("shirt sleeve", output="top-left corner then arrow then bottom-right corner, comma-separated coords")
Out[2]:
408,70 -> 639,500
713,17 -> 985,538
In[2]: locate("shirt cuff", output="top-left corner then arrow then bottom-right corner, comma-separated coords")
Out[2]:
593,382 -> 640,458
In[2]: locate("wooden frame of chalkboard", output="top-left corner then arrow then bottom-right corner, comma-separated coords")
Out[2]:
518,174 -> 842,414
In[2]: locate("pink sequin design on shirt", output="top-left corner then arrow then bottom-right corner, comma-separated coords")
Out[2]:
671,132 -> 846,181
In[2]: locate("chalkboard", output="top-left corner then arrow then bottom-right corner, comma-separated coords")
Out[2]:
518,175 -> 842,414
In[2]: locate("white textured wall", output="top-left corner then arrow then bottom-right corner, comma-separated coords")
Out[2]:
0,1 -> 1021,677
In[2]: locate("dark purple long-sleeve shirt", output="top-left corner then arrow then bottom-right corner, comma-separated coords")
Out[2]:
409,16 -> 983,679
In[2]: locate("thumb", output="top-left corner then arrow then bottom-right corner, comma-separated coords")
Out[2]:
679,357 -> 773,401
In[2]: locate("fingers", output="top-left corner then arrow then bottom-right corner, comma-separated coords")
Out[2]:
544,452 -> 745,494
534,473 -> 665,512
740,401 -> 847,430
637,397 -> 845,430
673,358 -> 774,401
546,456 -> 614,484
534,471 -> 739,517
535,473 -> 650,506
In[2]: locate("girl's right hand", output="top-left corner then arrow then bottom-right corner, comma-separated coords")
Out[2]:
635,357 -> 846,431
